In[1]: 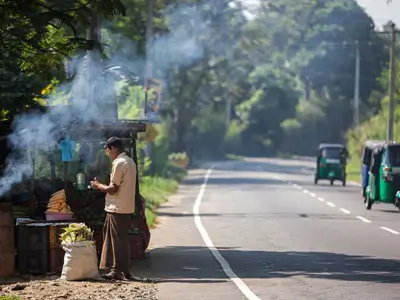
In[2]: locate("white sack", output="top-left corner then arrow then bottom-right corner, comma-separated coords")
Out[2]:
60,241 -> 100,281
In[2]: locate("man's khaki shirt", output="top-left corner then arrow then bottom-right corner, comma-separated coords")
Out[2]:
105,152 -> 136,214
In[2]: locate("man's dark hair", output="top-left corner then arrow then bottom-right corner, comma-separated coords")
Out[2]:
105,137 -> 125,152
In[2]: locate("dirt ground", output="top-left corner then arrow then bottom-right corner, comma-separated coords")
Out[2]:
0,275 -> 157,300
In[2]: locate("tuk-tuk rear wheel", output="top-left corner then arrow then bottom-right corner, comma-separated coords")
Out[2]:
395,197 -> 400,210
365,195 -> 372,210
342,179 -> 346,186
330,179 -> 334,186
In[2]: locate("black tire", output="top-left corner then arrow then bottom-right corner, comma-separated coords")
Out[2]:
342,179 -> 346,186
395,197 -> 400,210
314,176 -> 318,185
365,195 -> 373,210
330,179 -> 334,186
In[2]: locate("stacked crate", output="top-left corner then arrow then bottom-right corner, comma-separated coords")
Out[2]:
15,221 -> 75,274
16,224 -> 49,274
0,203 -> 15,277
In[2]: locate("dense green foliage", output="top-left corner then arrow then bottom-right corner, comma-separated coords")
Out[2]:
0,0 -> 397,169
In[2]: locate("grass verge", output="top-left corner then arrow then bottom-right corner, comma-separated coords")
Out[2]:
141,165 -> 188,228
225,153 -> 245,160
141,176 -> 179,227
0,296 -> 22,300
347,158 -> 361,183
276,152 -> 293,159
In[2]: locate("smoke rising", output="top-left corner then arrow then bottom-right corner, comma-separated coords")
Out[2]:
0,2 -> 213,198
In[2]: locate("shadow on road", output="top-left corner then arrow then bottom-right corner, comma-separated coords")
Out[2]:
212,160 -> 316,176
156,212 -> 355,220
183,177 -> 287,186
158,212 -> 221,218
134,247 -> 400,284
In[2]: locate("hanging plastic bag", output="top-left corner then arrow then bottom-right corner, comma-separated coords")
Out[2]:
60,241 -> 100,281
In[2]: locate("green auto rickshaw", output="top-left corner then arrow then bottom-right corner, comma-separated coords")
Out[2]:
314,143 -> 348,186
360,140 -> 386,197
364,141 -> 400,210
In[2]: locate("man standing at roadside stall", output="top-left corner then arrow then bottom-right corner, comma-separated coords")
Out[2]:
90,136 -> 136,280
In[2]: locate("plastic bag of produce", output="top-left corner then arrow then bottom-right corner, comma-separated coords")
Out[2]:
59,223 -> 100,281
60,240 -> 100,281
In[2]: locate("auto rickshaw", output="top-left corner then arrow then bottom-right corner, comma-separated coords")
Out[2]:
364,141 -> 400,210
314,143 -> 348,186
360,140 -> 385,197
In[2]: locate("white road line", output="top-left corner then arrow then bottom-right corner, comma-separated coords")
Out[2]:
276,171 -> 400,235
193,166 -> 261,300
356,216 -> 372,223
340,208 -> 351,214
380,226 -> 400,235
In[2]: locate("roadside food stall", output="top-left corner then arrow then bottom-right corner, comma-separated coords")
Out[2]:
0,119 -> 150,276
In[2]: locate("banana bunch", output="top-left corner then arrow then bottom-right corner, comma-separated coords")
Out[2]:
60,223 -> 93,243
46,189 -> 73,213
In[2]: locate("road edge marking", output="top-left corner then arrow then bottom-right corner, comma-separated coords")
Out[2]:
193,166 -> 261,300
339,208 -> 351,214
356,216 -> 371,223
380,226 -> 400,235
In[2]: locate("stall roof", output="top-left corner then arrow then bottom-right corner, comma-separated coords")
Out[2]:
66,119 -> 148,141
0,118 -> 149,144
69,119 -> 148,132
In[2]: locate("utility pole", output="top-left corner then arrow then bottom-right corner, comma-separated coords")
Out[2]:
87,12 -> 100,46
226,97 -> 232,127
353,41 -> 360,126
144,0 -> 154,115
144,0 -> 154,162
387,22 -> 396,141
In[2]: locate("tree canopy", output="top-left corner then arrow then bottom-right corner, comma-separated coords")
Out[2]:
0,0 -> 395,160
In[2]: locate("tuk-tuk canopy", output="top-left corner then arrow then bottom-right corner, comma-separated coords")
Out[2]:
318,143 -> 347,159
364,140 -> 386,151
318,143 -> 345,150
362,140 -> 398,166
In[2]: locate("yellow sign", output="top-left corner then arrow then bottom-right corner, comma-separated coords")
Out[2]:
147,77 -> 163,112
142,124 -> 159,142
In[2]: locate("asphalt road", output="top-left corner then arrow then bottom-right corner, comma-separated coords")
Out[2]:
136,158 -> 400,300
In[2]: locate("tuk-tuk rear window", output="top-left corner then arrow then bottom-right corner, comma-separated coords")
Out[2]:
387,145 -> 400,166
362,148 -> 372,165
322,147 -> 342,158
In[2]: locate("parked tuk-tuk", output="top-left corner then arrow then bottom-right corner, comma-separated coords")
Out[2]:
364,141 -> 400,210
314,143 -> 348,186
360,140 -> 385,197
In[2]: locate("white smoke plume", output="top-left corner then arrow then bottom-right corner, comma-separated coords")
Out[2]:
0,2 -> 214,198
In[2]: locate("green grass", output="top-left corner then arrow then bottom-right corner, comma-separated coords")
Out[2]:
141,175 -> 180,228
347,158 -> 361,183
0,296 -> 22,300
225,153 -> 245,160
276,152 -> 293,159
